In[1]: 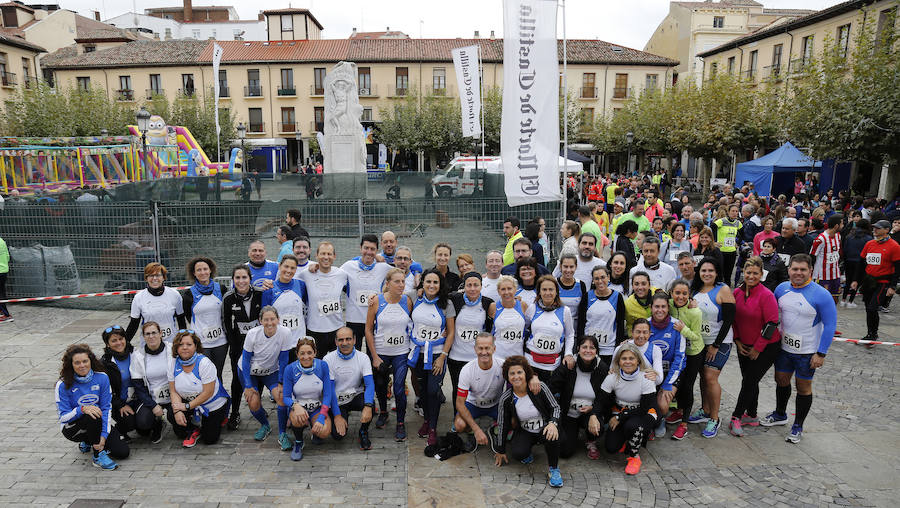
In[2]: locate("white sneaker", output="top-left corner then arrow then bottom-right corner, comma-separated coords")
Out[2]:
839,301 -> 846,308
845,302 -> 858,309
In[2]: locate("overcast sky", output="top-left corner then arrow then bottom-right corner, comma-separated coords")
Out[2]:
69,0 -> 839,50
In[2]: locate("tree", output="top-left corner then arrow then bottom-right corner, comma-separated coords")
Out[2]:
168,88 -> 236,161
2,83 -> 132,137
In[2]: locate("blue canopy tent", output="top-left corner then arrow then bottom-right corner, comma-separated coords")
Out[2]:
734,142 -> 822,197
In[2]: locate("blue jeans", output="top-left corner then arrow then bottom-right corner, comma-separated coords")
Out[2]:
412,353 -> 446,429
373,354 -> 408,422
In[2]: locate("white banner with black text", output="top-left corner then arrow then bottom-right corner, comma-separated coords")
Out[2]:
451,45 -> 482,138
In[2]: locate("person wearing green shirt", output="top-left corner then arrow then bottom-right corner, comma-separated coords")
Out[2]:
618,201 -> 652,234
577,206 -> 604,252
712,204 -> 742,285
605,181 -> 619,213
667,278 -> 703,439
502,217 -> 523,266
0,235 -> 10,323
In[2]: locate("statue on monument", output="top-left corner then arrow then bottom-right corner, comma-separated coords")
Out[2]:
322,61 -> 367,173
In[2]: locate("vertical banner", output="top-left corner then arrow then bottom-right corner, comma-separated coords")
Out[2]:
501,0 -> 560,206
212,43 -> 223,136
451,45 -> 482,138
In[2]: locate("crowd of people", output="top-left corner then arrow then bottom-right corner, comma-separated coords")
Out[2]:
53,177 -> 899,488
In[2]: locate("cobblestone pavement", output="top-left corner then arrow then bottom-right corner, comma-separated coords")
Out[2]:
0,301 -> 896,507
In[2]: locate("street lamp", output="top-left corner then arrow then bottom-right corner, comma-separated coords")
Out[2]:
236,121 -> 247,169
625,131 -> 634,174
135,107 -> 151,178
295,130 -> 303,172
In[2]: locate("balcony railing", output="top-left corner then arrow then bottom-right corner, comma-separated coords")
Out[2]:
741,69 -> 758,81
580,86 -> 598,99
248,122 -> 265,133
394,87 -> 408,97
244,85 -> 263,97
430,85 -> 455,97
178,88 -> 195,96
696,24 -> 745,32
146,88 -> 164,99
277,86 -> 296,96
310,121 -> 324,133
278,122 -> 297,133
358,84 -> 377,97
764,65 -> 783,80
22,76 -> 39,89
310,85 -> 324,96
1,72 -> 17,87
116,89 -> 135,101
611,87 -> 629,99
218,86 -> 230,97
789,58 -> 809,74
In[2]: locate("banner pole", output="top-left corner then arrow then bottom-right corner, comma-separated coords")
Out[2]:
559,0 -> 568,230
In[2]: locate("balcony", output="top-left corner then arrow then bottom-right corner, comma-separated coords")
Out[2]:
116,89 -> 135,101
392,87 -> 409,97
789,58 -> 810,75
741,69 -> 758,81
277,86 -> 297,97
22,76 -> 39,89
696,24 -> 745,33
310,121 -> 324,133
178,88 -> 195,97
1,72 -> 17,88
580,86 -> 598,99
244,85 -> 263,97
278,122 -> 297,133
248,122 -> 265,134
430,85 -> 455,97
358,84 -> 378,97
218,86 -> 230,98
763,65 -> 783,80
310,85 -> 324,96
611,87 -> 629,100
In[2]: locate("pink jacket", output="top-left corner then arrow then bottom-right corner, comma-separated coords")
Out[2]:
733,283 -> 781,352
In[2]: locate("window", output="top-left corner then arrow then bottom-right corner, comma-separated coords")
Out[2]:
149,74 -> 162,95
710,62 -> 718,78
192,29 -> 201,39
247,69 -> 261,96
432,67 -> 446,94
21,58 -> 29,83
727,56 -> 736,75
314,106 -> 324,132
644,73 -> 658,90
280,68 -> 294,95
76,76 -> 90,91
877,7 -> 897,47
801,35 -> 814,63
211,29 -> 217,39
713,16 -> 724,28
362,107 -> 373,122
313,67 -> 325,95
181,74 -> 195,95
84,45 -> 96,53
613,73 -> 627,98
836,24 -> 851,58
396,67 -> 409,95
281,15 -> 293,31
164,28 -> 172,39
233,29 -> 242,40
248,108 -> 264,133
358,67 -> 371,95
118,75 -> 132,100
280,107 -> 295,132
772,44 -> 783,75
582,72 -> 596,98
748,50 -> 758,78
218,70 -> 228,97
0,55 -> 11,87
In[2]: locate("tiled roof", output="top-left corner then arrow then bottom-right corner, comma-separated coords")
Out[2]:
43,37 -> 677,69
75,28 -> 139,42
0,1 -> 33,12
350,31 -> 411,40
0,27 -> 45,52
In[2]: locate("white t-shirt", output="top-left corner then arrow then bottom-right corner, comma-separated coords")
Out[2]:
524,305 -> 574,371
324,349 -> 372,406
629,259 -> 677,292
168,356 -> 226,412
481,276 -> 501,302
600,371 -> 656,410
190,293 -> 226,349
341,261 -> 392,324
514,394 -> 544,433
292,260 -> 311,279
568,369 -> 595,418
492,303 -> 528,362
130,288 -> 183,345
373,295 -> 412,357
243,325 -> 294,376
553,256 -> 606,284
298,267 -> 349,333
457,358 -> 505,409
411,300 -> 455,354
130,344 -> 173,404
449,299 -> 487,362
291,371 -> 324,411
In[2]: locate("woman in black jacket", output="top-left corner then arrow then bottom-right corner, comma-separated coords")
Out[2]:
99,326 -> 137,439
758,238 -> 788,292
222,265 -> 263,430
614,220 -> 639,268
550,335 -> 609,460
493,356 -> 564,488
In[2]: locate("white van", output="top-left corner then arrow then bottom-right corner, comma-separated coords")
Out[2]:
432,155 -> 583,198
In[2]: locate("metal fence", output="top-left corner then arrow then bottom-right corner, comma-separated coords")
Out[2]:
1,196 -> 562,310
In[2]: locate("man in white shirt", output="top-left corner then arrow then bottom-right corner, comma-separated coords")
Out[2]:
553,233 -> 606,283
630,236 -> 676,290
481,250 -> 503,302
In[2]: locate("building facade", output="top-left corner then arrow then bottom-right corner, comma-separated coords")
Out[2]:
0,30 -> 44,102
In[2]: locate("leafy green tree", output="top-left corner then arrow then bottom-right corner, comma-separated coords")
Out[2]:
168,88 -> 236,161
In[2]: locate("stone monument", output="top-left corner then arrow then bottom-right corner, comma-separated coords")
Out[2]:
322,61 -> 366,174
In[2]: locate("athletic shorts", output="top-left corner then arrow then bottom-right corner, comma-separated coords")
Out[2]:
702,343 -> 732,370
774,351 -> 816,380
464,401 -> 499,421
330,392 -> 366,417
817,279 -> 841,296
251,372 -> 280,393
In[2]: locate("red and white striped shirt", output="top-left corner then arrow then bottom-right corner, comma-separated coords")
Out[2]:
811,230 -> 842,280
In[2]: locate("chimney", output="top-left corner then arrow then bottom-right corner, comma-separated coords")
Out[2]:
474,30 -> 480,38
184,0 -> 193,23
351,27 -> 357,37
93,10 -> 100,21
386,26 -> 390,31
489,30 -> 495,39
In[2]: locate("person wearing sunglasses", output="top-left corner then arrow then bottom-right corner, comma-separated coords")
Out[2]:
125,263 -> 185,346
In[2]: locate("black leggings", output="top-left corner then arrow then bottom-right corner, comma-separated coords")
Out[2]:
676,352 -> 704,417
732,341 -> 780,419
166,403 -> 228,445
61,415 -> 130,459
308,330 -> 338,359
0,272 -> 9,317
863,280 -> 892,337
842,261 -> 862,302
228,334 -> 246,415
722,251 -> 737,286
447,358 -> 467,415
113,402 -> 159,435
560,414 -> 596,458
205,343 -> 229,382
508,428 -> 562,468
347,322 -> 366,351
604,413 -> 653,457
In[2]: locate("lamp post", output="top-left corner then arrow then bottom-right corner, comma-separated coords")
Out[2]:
295,130 -> 303,172
236,122 -> 246,171
135,107 -> 151,179
625,131 -> 634,175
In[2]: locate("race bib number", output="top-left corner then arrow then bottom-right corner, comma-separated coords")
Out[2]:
319,299 -> 341,317
569,398 -> 591,413
296,398 -> 321,412
521,417 -> 544,433
532,333 -> 559,353
587,329 -> 611,345
337,392 -> 357,406
237,321 -> 258,334
354,290 -> 375,307
159,327 -> 174,341
701,321 -> 711,335
498,328 -> 523,343
203,327 -> 223,341
669,250 -> 680,261
385,333 -> 407,346
723,237 -> 736,248
153,385 -> 170,402
826,252 -> 839,264
417,325 -> 441,342
778,253 -> 791,265
782,332 -> 802,351
458,327 -> 480,343
475,396 -> 497,408
693,255 -> 705,264
282,315 -> 301,330
250,365 -> 275,376
866,253 -> 882,265
181,394 -> 197,403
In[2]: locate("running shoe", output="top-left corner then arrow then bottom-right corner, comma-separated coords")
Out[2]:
654,417 -> 667,438
182,429 -> 201,448
92,450 -> 118,470
839,300 -> 846,308
78,441 -> 91,453
227,412 -> 241,431
759,411 -> 789,427
151,420 -> 166,444
0,315 -> 12,324
375,411 -> 389,429
845,302 -> 858,309
254,423 -> 271,441
624,456 -> 642,475
310,435 -> 323,445
395,422 -> 407,442
359,429 -> 372,451
548,467 -> 563,488
417,421 -> 430,438
729,416 -> 744,437
686,409 -> 710,424
427,428 -> 438,447
290,438 -> 304,461
665,409 -> 684,424
702,419 -> 719,438
414,398 -> 424,417
278,432 -> 293,451
671,423 -> 688,440
585,440 -> 601,460
880,306 -> 890,313
740,412 -> 759,426
520,454 -> 534,465
786,424 -> 803,443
